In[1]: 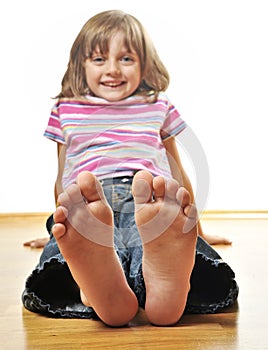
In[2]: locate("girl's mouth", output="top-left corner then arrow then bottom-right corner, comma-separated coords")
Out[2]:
101,81 -> 125,88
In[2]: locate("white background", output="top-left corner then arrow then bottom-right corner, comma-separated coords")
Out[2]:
0,0 -> 267,213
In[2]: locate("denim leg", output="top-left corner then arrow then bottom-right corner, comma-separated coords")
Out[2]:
127,246 -> 146,308
103,182 -> 146,307
103,180 -> 239,314
22,179 -> 238,319
185,236 -> 239,313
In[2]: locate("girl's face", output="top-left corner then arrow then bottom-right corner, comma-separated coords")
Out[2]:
84,32 -> 142,101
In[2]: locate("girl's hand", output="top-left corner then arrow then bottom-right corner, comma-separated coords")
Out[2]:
200,232 -> 232,245
23,237 -> 49,249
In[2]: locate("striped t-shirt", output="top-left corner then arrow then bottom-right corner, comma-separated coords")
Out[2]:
44,93 -> 186,189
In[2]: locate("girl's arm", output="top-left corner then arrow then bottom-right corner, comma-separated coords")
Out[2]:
24,143 -> 66,249
54,143 -> 66,205
163,137 -> 231,245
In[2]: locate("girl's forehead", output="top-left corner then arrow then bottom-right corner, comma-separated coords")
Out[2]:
88,32 -> 136,54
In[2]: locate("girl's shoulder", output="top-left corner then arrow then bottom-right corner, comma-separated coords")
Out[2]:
51,97 -> 97,115
54,97 -> 89,107
155,92 -> 171,103
154,93 -> 176,111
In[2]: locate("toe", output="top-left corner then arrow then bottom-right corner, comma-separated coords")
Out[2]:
57,190 -> 72,208
77,171 -> 106,203
183,204 -> 198,234
165,179 -> 179,201
53,206 -> 68,224
184,204 -> 198,219
58,183 -> 85,209
176,187 -> 191,208
133,171 -> 153,204
152,176 -> 166,200
52,222 -> 66,240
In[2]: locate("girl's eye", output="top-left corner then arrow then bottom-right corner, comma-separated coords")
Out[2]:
92,57 -> 105,64
121,56 -> 134,63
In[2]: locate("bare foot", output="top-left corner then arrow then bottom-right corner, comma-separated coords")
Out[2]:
133,171 -> 198,326
53,171 -> 138,326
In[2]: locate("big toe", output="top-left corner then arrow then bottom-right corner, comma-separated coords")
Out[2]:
77,171 -> 106,204
132,171 -> 153,204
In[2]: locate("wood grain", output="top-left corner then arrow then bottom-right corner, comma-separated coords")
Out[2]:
1,215 -> 267,349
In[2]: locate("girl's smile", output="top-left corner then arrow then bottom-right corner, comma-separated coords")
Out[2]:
100,80 -> 126,88
84,32 -> 141,102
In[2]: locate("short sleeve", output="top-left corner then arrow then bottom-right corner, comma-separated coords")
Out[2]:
44,103 -> 65,144
160,96 -> 186,141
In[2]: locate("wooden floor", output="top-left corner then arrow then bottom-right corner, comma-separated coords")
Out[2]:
1,214 -> 268,350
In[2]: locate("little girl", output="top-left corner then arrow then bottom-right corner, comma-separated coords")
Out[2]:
22,10 -> 238,327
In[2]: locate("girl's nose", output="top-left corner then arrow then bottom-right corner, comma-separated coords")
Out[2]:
106,59 -> 121,76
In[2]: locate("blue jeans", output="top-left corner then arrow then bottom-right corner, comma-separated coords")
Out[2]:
22,177 -> 238,318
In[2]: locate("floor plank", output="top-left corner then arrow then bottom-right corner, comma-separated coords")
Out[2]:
1,215 -> 268,349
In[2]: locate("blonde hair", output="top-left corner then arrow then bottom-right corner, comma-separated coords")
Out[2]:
57,10 -> 169,100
